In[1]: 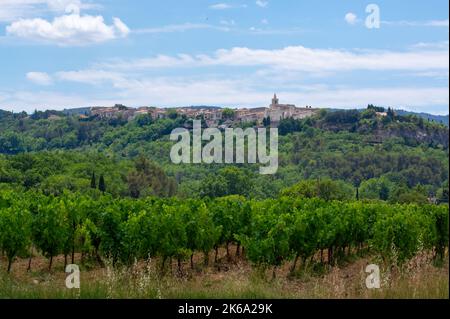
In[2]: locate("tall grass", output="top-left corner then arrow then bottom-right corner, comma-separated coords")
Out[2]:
0,253 -> 448,299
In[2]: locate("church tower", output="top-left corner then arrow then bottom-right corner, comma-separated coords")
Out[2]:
271,94 -> 279,108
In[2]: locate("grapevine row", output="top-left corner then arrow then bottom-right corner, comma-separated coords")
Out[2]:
0,191 -> 447,274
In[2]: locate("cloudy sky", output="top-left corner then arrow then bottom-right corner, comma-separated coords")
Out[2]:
0,0 -> 448,114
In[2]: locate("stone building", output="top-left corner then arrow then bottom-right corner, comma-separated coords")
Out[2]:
265,94 -> 317,124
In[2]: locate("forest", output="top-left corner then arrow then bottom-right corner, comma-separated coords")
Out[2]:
0,106 -> 448,203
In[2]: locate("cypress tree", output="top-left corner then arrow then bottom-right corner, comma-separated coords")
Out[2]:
90,172 -> 96,189
99,175 -> 106,193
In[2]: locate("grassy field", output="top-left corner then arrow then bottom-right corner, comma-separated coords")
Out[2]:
0,248 -> 448,299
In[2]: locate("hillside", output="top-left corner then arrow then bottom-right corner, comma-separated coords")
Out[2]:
0,106 -> 448,203
327,108 -> 449,127
395,110 -> 449,127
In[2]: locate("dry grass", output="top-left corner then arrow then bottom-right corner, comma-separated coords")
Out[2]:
0,248 -> 448,299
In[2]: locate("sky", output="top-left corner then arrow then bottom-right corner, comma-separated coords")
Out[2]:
0,0 -> 448,114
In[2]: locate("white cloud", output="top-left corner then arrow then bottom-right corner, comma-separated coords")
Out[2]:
33,67 -> 449,114
245,26 -> 303,35
412,41 -> 449,50
256,0 -> 268,8
426,19 -> 449,27
410,70 -> 449,79
6,12 -> 130,46
97,54 -> 198,70
112,17 -> 130,36
220,19 -> 236,26
56,69 -> 125,85
382,19 -> 449,27
209,3 -> 247,10
0,90 -> 117,113
261,19 -> 268,25
345,12 -> 358,25
209,3 -> 231,10
45,0 -> 99,12
26,72 -> 53,85
97,45 -> 449,73
112,80 -> 449,112
284,87 -> 449,111
2,81 -> 448,115
6,42 -> 450,114
134,23 -> 229,34
0,0 -> 99,22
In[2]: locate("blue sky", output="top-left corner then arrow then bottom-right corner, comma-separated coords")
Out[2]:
0,0 -> 448,114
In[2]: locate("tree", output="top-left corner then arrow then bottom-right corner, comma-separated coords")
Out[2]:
0,132 -> 26,154
210,195 -> 246,259
99,175 -> 106,193
242,204 -> 291,279
289,208 -> 319,273
222,108 -> 235,120
121,209 -> 157,264
60,193 -> 83,265
135,114 -> 153,127
90,172 -> 96,189
34,198 -> 69,271
281,179 -> 353,201
167,110 -> 178,119
372,207 -> 422,264
437,186 -> 449,203
127,156 -> 177,198
387,107 -> 396,119
199,175 -> 228,198
155,204 -> 189,274
184,200 -> 221,268
323,110 -> 360,125
0,205 -> 32,272
359,177 -> 394,201
367,104 -> 385,113
98,203 -> 124,266
278,118 -> 302,135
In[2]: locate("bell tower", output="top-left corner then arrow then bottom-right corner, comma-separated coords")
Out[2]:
271,93 -> 279,108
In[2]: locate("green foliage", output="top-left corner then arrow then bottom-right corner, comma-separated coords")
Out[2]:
367,104 -> 385,113
0,193 -> 32,272
0,108 -> 447,202
33,196 -> 70,270
0,108 -> 448,275
242,200 -> 292,271
360,177 -> 394,201
200,167 -> 253,198
222,108 -> 235,120
98,175 -> 106,193
281,179 -> 354,201
127,156 -> 176,198
0,190 -> 448,274
90,172 -> 96,189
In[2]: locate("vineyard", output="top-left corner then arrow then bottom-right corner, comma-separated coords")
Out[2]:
0,190 -> 448,278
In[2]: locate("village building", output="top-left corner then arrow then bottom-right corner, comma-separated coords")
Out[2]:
86,94 -> 318,127
265,94 -> 317,124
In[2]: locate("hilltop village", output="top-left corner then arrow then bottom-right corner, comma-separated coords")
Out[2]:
85,95 -> 318,128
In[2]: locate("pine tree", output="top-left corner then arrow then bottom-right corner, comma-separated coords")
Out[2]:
98,175 -> 106,193
90,172 -> 96,189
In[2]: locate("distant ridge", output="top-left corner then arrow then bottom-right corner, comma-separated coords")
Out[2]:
1,106 -> 448,127
327,108 -> 449,127
395,110 -> 449,126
